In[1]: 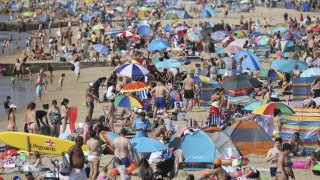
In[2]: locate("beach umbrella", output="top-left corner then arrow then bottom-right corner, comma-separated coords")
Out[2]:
115,7 -> 124,13
129,35 -> 141,42
224,88 -> 254,97
99,131 -> 118,145
105,29 -> 122,35
119,30 -> 135,38
300,68 -> 320,77
186,27 -> 203,43
164,24 -> 173,33
115,63 -> 149,77
22,11 -> 34,17
228,38 -> 249,48
121,82 -> 150,93
249,32 -> 268,38
235,50 -> 263,71
114,95 -> 143,109
283,44 -> 306,52
174,26 -> 188,32
147,38 -> 169,52
271,59 -> 309,72
243,101 -> 265,112
82,14 -> 91,21
228,96 -> 256,106
131,137 -> 168,153
271,26 -> 288,34
255,36 -> 270,45
125,58 -> 143,64
92,44 -> 109,55
137,25 -> 151,36
252,102 -> 295,115
91,11 -> 102,17
193,75 -> 213,84
257,69 -> 285,80
92,24 -> 105,30
155,59 -> 182,69
233,30 -> 246,38
221,36 -> 237,43
306,23 -> 317,31
210,31 -> 228,41
221,74 -> 262,90
223,45 -> 242,53
283,32 -> 302,40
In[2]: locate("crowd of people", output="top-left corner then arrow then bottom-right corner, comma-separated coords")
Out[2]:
1,0 -> 320,180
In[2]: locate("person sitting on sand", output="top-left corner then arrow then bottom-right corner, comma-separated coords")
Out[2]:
305,152 -> 317,169
151,117 -> 167,137
198,158 -> 225,180
289,132 -> 305,156
23,151 -> 42,173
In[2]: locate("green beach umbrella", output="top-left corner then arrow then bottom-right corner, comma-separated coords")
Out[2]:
23,11 -> 34,17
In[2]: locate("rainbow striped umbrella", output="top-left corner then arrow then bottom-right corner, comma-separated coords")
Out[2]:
114,95 -> 143,109
252,102 -> 295,115
186,27 -> 203,43
120,82 -> 150,93
255,36 -> 270,45
224,88 -> 254,97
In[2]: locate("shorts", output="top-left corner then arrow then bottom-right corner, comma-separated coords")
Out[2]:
154,97 -> 166,108
36,85 -> 42,94
16,70 -> 22,75
270,167 -> 277,177
184,90 -> 194,99
86,102 -> 94,109
113,157 -> 130,168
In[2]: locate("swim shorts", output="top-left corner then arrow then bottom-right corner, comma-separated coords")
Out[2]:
86,102 -> 94,109
113,157 -> 130,168
36,84 -> 42,94
154,97 -> 166,108
270,167 -> 277,177
184,90 -> 194,99
16,70 -> 22,75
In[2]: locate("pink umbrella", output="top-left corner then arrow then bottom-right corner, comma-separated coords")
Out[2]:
223,45 -> 243,53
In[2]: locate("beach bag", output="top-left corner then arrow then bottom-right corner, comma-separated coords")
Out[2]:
60,154 -> 70,176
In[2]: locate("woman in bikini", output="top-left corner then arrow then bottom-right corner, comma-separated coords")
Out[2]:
47,100 -> 61,137
60,98 -> 70,134
7,106 -> 18,132
105,99 -> 116,133
273,109 -> 284,139
276,143 -> 295,180
25,102 -> 38,134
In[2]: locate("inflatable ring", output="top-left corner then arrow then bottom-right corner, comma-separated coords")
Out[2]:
312,164 -> 320,176
108,161 -> 138,176
292,161 -> 308,169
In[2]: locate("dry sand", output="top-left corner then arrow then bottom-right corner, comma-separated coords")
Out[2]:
0,6 -> 319,179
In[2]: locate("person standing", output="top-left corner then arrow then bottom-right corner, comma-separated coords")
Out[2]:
183,74 -> 195,112
3,96 -> 11,115
273,109 -> 284,139
276,143 -> 295,180
60,98 -> 70,134
68,136 -> 86,180
13,58 -> 24,81
7,104 -> 18,132
47,100 -> 61,137
92,77 -> 106,102
266,138 -> 282,180
150,82 -> 169,118
111,128 -> 135,168
86,129 -> 101,180
25,102 -> 38,134
73,55 -> 81,84
85,83 -> 99,120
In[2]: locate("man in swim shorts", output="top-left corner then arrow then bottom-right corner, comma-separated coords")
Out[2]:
183,74 -> 195,112
150,82 -> 169,119
111,128 -> 135,168
13,58 -> 23,81
266,137 -> 282,180
85,83 -> 99,119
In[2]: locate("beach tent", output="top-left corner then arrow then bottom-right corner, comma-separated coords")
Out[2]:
234,50 -> 263,71
203,126 -> 241,157
292,77 -> 316,101
224,121 -> 274,155
281,109 -> 320,153
200,5 -> 217,18
165,7 -> 191,19
170,130 -> 219,169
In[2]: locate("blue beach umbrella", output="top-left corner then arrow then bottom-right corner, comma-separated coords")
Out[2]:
147,38 -> 170,52
92,44 -> 109,55
115,63 -> 149,77
164,24 -> 173,33
243,101 -> 265,112
82,14 -> 91,22
155,59 -> 182,69
235,50 -> 263,71
271,59 -> 309,72
131,137 -> 168,153
300,68 -> 320,77
283,32 -> 302,40
137,25 -> 151,36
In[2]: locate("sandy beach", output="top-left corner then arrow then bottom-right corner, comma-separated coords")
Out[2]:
0,5 -> 320,179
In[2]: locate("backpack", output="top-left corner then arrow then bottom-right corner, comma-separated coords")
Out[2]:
60,154 -> 70,176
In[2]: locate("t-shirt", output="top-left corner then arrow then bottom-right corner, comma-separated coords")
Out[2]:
91,34 -> 97,43
133,118 -> 151,137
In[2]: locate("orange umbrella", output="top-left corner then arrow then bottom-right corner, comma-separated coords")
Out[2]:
120,82 -> 150,92
306,23 -> 317,31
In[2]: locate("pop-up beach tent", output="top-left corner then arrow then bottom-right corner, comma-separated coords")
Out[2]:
224,121 -> 274,155
165,7 -> 191,19
200,5 -> 217,18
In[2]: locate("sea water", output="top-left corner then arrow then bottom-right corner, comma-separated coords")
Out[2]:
0,76 -> 35,116
0,31 -> 30,54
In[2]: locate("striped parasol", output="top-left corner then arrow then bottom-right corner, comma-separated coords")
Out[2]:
223,45 -> 243,53
120,82 -> 150,93
92,44 -> 109,55
210,31 -> 228,41
114,95 -> 143,109
115,63 -> 149,77
186,27 -> 203,43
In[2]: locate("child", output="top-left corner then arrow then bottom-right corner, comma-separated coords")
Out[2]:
305,152 -> 317,169
110,158 -> 129,180
97,165 -> 108,180
194,84 -> 200,108
23,151 -> 42,173
25,66 -> 32,82
57,73 -> 66,91
10,77 -> 15,88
